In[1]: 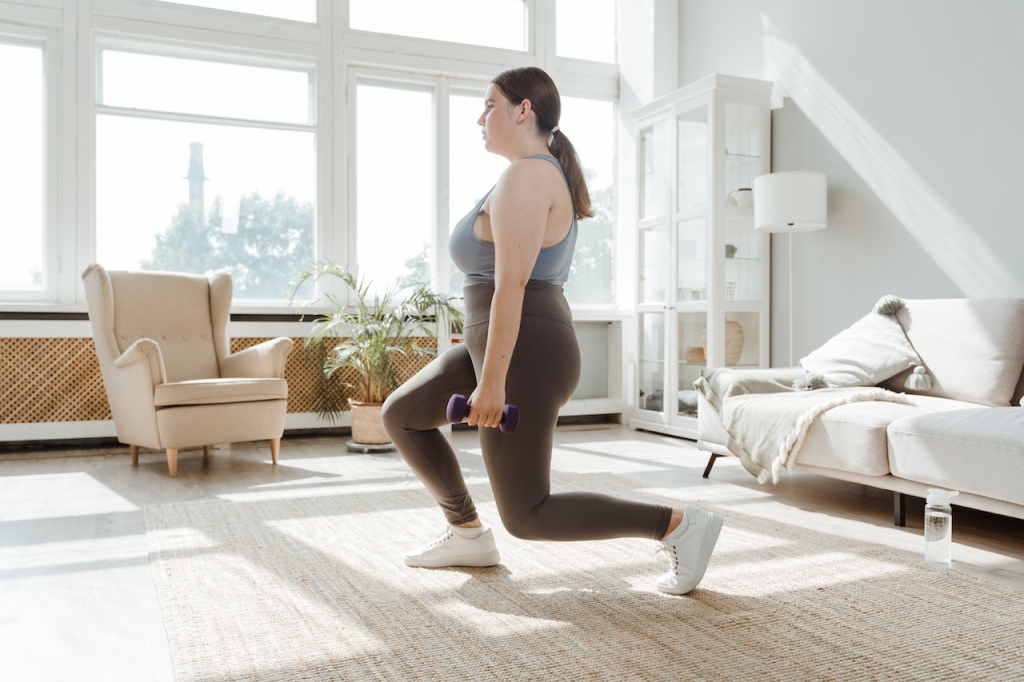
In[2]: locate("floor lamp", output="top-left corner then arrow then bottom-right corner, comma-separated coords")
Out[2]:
753,171 -> 828,366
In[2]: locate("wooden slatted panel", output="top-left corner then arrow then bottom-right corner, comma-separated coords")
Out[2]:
0,337 -> 440,424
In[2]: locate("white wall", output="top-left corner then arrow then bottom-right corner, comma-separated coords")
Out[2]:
676,0 -> 1024,364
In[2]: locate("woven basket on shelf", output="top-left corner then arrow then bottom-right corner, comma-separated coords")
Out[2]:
701,320 -> 745,366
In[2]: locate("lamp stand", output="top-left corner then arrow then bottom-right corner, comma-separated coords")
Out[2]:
788,233 -> 795,367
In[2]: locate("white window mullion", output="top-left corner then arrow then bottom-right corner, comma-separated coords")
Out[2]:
532,0 -> 554,69
435,77 -> 450,294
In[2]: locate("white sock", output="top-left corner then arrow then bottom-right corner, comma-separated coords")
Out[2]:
452,525 -> 484,539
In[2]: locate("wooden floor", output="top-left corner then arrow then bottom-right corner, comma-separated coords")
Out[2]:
2,424 -> 1022,680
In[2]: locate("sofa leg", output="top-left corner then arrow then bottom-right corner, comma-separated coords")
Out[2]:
894,492 -> 906,527
130,444 -> 139,466
270,438 -> 280,465
702,453 -> 723,479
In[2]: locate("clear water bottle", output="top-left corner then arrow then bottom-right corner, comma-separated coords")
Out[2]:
924,488 -> 959,566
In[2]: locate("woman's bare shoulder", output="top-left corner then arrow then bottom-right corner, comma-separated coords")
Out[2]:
495,157 -> 561,196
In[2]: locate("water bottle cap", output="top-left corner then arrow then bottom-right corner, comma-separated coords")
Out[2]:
926,488 -> 959,505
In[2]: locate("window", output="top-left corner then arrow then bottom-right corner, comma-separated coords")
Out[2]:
95,50 -> 316,301
0,41 -> 45,292
561,96 -> 616,305
354,83 -> 434,292
0,2 -> 622,310
557,0 -> 616,63
349,0 -> 527,51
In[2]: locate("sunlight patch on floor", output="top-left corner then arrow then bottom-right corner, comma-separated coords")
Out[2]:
0,472 -> 138,521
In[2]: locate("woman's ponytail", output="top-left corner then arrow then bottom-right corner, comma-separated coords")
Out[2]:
548,130 -> 593,219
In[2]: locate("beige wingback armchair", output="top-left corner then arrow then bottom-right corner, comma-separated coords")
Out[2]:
82,264 -> 293,477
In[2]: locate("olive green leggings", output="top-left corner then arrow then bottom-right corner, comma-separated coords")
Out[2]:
381,281 -> 671,542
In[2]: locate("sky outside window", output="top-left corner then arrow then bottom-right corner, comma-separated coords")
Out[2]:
0,43 -> 44,289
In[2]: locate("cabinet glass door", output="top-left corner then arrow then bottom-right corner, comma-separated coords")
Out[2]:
677,216 -> 707,303
638,312 -> 665,412
677,105 -> 708,212
723,101 -> 764,303
638,122 -> 668,305
676,311 -> 706,418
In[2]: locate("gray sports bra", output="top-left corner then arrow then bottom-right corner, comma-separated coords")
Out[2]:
449,154 -> 577,286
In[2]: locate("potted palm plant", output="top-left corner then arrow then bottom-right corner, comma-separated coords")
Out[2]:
290,259 -> 463,448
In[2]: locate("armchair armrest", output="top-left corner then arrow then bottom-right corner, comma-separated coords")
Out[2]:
221,337 -> 293,378
112,337 -> 167,387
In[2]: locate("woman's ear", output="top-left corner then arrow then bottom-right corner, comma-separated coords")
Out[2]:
517,98 -> 533,122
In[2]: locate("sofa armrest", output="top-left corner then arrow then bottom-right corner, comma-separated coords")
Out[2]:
695,366 -> 806,413
221,337 -> 294,378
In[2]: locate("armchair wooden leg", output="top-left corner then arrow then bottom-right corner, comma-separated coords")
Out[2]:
270,438 -> 280,465
203,446 -> 210,458
166,449 -> 178,478
130,444 -> 139,466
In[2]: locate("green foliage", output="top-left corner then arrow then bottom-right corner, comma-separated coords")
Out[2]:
143,192 -> 314,299
289,259 -> 464,420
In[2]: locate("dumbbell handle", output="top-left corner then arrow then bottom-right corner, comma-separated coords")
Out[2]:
446,394 -> 520,433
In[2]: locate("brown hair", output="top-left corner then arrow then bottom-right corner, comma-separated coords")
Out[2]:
491,67 -> 593,219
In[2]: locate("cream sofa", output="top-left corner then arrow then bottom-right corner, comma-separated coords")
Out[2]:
696,297 -> 1024,525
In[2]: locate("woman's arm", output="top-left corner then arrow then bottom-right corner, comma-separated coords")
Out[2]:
466,160 -> 553,429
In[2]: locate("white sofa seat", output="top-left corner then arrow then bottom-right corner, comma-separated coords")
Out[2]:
799,395 -> 983,476
888,407 -> 1024,507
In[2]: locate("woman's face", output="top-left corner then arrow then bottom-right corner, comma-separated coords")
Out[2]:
477,83 -> 519,155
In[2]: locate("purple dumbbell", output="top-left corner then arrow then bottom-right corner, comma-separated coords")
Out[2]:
446,394 -> 520,433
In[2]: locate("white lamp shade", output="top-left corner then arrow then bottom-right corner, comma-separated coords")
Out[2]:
753,171 -> 827,232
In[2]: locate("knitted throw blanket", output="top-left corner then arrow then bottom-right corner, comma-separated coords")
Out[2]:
720,387 -> 913,484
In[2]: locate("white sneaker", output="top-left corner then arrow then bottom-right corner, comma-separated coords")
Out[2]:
655,504 -> 723,595
404,526 -> 501,568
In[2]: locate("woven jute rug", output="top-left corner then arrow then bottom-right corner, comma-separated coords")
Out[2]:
144,471 -> 1023,681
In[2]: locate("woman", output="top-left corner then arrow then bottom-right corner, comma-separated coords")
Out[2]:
382,66 -> 721,595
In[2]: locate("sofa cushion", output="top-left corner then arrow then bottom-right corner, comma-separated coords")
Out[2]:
888,408 -> 1024,506
882,298 -> 1024,407
795,394 -> 980,476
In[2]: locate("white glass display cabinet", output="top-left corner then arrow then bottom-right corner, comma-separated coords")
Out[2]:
630,75 -> 772,439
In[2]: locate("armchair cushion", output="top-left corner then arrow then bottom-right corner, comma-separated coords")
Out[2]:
155,377 -> 288,407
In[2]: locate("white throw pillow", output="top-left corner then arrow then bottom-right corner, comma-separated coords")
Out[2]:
800,311 -> 923,388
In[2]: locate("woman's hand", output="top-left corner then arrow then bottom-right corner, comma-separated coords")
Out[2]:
466,381 -> 506,429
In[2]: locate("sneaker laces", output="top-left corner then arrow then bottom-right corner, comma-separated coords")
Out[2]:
656,543 -> 680,571
426,527 -> 455,549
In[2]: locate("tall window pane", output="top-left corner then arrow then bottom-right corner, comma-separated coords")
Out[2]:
102,51 -> 311,124
0,43 -> 44,290
561,96 -> 615,305
448,91 -> 508,292
350,0 -> 526,51
96,50 -> 316,301
355,84 -> 433,291
147,0 -> 316,22
557,0 -> 616,62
